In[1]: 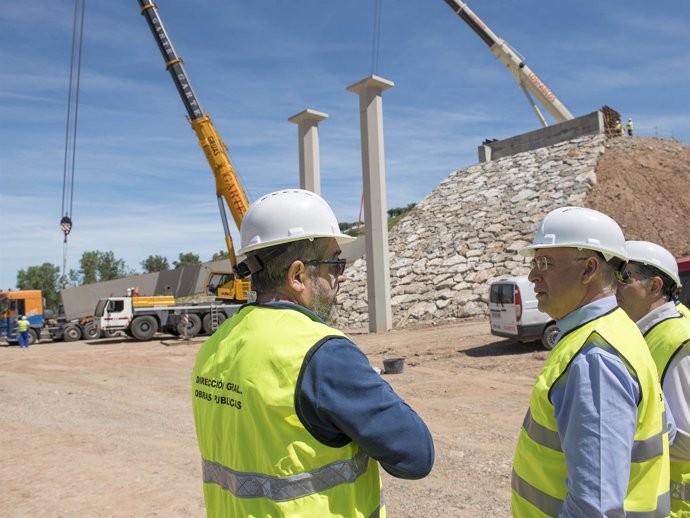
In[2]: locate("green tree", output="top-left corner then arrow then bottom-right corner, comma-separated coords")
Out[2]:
80,251 -> 100,285
173,252 -> 201,269
387,202 -> 416,219
16,263 -> 61,311
211,250 -> 229,261
97,251 -> 130,281
141,255 -> 170,273
78,250 -> 132,285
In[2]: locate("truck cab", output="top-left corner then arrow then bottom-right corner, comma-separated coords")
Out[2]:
94,297 -> 133,332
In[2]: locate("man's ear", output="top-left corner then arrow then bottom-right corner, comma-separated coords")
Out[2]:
581,256 -> 599,285
286,260 -> 307,294
649,276 -> 664,297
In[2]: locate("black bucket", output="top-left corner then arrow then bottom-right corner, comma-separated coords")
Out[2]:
383,357 -> 405,374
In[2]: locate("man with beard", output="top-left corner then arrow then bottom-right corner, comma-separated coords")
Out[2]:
191,189 -> 434,518
511,207 -> 670,518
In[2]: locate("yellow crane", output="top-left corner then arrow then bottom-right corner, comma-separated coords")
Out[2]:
138,0 -> 250,302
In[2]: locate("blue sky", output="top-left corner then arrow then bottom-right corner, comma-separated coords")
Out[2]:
1,1 -> 689,290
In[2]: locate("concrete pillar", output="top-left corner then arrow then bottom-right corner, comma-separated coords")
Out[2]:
346,75 -> 394,333
288,109 -> 328,194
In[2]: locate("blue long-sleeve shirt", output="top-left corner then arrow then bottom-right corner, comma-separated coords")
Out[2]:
550,296 -> 674,518
266,302 -> 435,479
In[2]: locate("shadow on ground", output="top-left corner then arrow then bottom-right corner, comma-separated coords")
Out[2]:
461,339 -> 544,357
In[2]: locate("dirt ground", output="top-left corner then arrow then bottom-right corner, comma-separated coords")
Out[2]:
0,319 -> 549,517
587,136 -> 690,257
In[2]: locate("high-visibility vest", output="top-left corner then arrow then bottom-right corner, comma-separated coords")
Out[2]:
512,308 -> 670,517
192,304 -> 385,518
17,319 -> 29,332
644,313 -> 690,517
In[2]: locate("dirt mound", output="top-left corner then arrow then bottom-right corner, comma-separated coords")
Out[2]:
586,137 -> 690,257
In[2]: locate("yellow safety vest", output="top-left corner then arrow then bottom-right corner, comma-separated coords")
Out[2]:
192,304 -> 384,518
644,313 -> 690,517
17,319 -> 30,332
512,308 -> 670,517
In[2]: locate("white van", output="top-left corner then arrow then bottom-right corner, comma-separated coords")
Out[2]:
488,276 -> 559,349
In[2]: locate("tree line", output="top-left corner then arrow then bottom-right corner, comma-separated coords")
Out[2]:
14,250 -> 231,313
15,204 -> 417,312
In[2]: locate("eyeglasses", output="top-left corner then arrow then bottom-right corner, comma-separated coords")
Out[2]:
617,270 -> 634,284
304,258 -> 347,277
530,256 -> 589,272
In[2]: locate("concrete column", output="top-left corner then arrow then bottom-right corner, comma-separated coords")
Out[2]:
288,109 -> 328,194
346,75 -> 394,333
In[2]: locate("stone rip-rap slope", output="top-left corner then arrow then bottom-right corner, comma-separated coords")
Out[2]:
335,134 -> 607,329
336,135 -> 690,330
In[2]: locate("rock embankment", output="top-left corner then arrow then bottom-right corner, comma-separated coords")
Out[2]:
336,134 -> 607,329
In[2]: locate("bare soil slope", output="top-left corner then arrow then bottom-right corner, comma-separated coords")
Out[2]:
587,137 -> 690,256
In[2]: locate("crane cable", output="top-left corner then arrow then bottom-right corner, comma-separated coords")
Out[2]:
61,0 -> 86,283
358,0 -> 383,234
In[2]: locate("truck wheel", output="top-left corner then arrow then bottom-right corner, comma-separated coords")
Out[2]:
28,329 -> 39,345
202,313 -> 226,334
83,322 -> 101,340
63,324 -> 82,342
177,314 -> 202,337
104,329 -> 120,338
541,323 -> 559,350
131,316 -> 158,341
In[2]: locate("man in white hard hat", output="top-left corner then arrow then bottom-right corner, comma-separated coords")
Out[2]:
617,240 -> 690,517
511,207 -> 670,518
627,117 -> 635,136
191,189 -> 434,518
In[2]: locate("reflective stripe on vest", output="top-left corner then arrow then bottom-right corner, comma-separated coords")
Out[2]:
671,480 -> 690,502
511,468 -> 563,517
513,469 -> 671,518
522,408 -> 666,462
202,450 -> 371,501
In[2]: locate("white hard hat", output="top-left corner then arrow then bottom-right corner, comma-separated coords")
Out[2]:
625,240 -> 681,288
21,315 -> 28,320
519,207 -> 627,262
238,189 -> 356,255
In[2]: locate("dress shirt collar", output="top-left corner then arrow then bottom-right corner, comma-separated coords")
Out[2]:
556,295 -> 618,342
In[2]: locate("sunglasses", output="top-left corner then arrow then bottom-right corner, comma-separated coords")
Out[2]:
304,259 -> 347,277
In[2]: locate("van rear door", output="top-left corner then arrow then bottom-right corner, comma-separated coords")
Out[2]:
489,282 -> 518,335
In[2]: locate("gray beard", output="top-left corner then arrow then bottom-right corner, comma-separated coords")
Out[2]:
310,279 -> 337,323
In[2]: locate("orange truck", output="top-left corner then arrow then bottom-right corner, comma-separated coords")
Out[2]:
0,290 -> 45,345
0,289 -> 100,345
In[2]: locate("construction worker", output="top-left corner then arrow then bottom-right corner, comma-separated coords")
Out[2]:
627,117 -> 635,136
191,189 -> 434,517
17,315 -> 30,348
511,207 -> 670,517
615,119 -> 623,136
616,241 -> 690,517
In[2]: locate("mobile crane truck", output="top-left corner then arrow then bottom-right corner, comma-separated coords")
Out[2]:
96,1 -> 255,341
